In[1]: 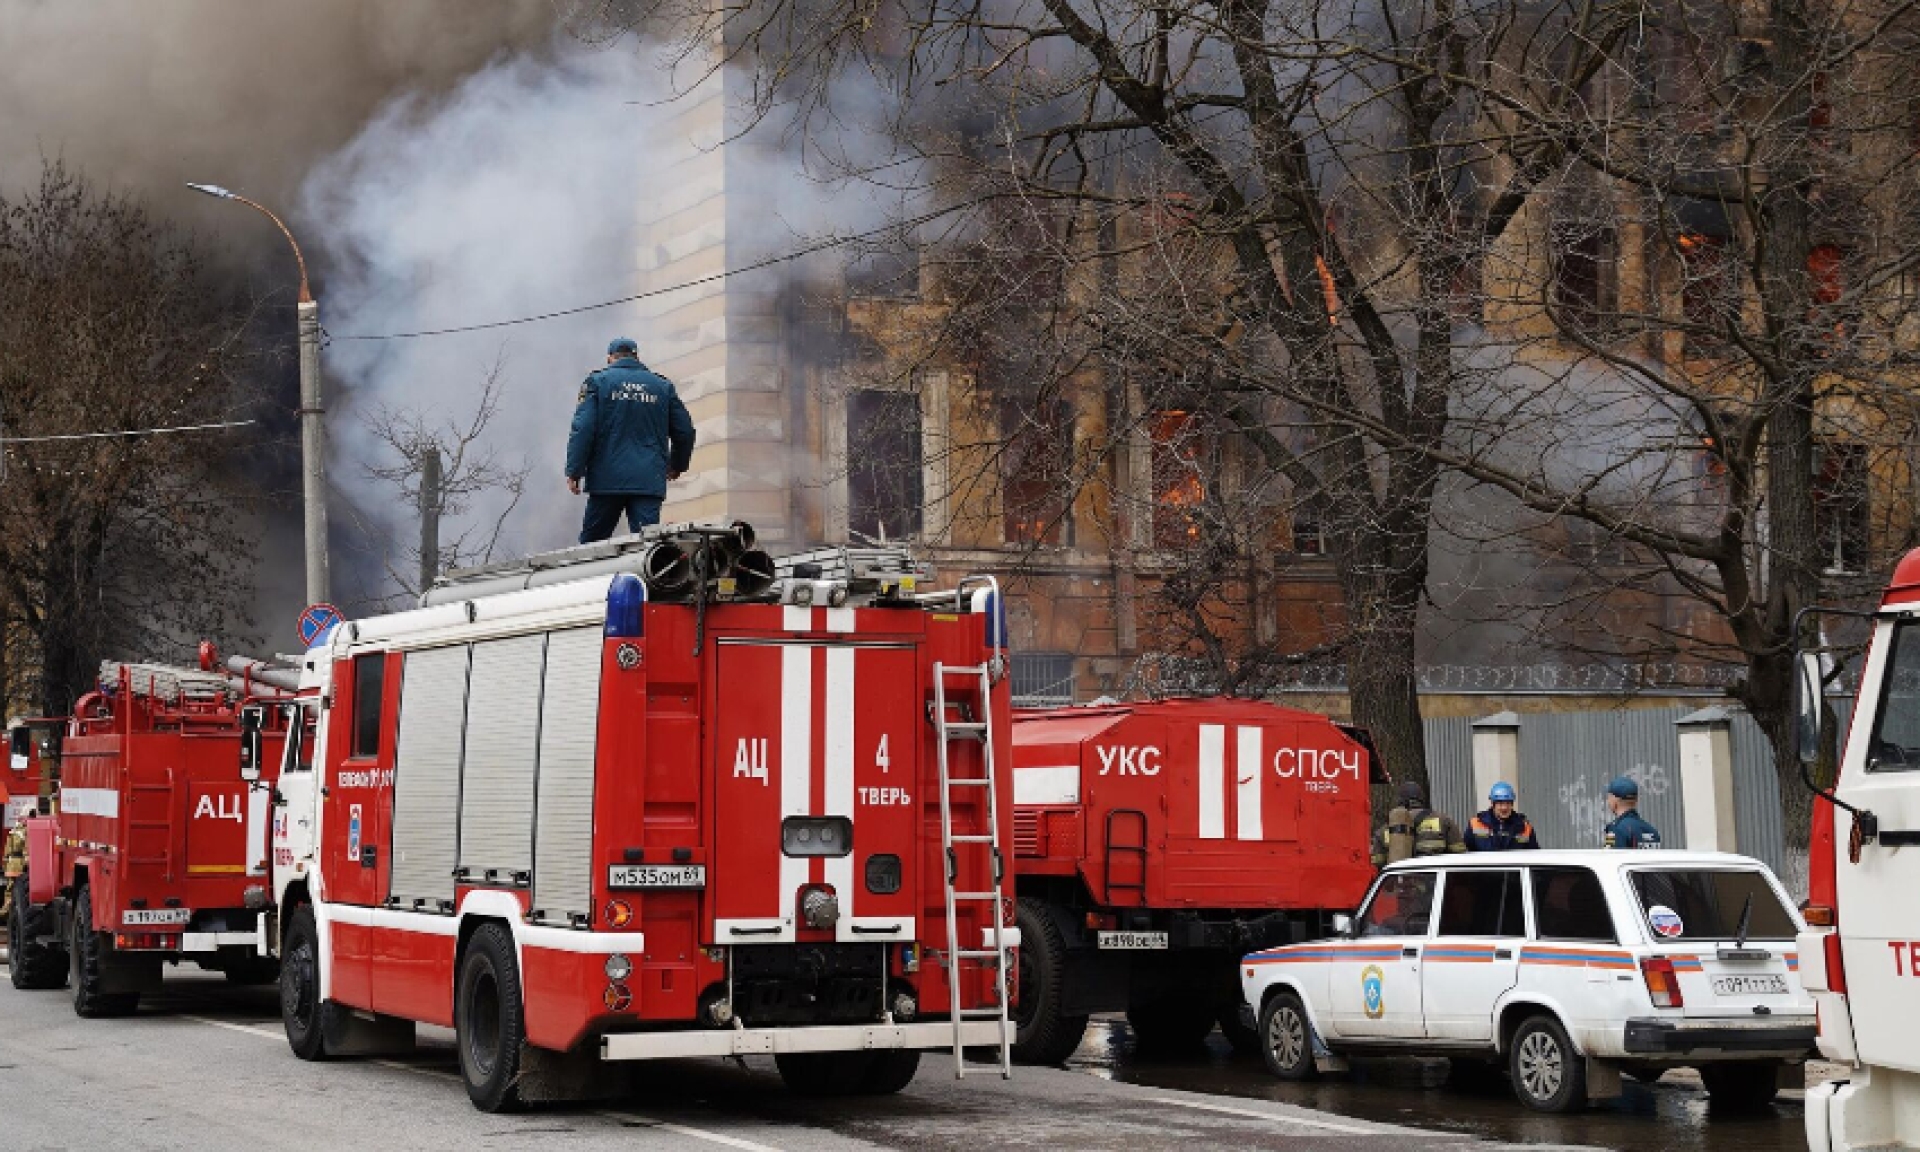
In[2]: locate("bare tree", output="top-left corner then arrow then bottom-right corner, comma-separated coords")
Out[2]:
349,354 -> 531,607
0,161 -> 262,714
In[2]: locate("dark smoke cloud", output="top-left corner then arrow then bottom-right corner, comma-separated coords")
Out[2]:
0,0 -> 554,644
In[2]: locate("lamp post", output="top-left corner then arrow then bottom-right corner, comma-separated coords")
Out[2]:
188,183 -> 330,606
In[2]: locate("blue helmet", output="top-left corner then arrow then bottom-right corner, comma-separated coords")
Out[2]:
1489,781 -> 1516,803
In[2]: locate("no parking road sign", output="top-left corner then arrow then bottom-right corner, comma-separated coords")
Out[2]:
298,602 -> 343,647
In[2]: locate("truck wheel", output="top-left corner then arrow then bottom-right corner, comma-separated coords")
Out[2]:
1127,997 -> 1216,1051
774,1051 -> 874,1095
69,886 -> 139,1018
1508,1014 -> 1586,1113
455,924 -> 526,1112
857,1049 -> 921,1095
1700,1062 -> 1781,1111
1258,992 -> 1319,1080
1010,898 -> 1088,1065
1218,1004 -> 1261,1055
281,904 -> 345,1061
8,872 -> 67,990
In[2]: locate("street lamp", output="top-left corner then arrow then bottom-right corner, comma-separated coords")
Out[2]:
188,183 -> 330,606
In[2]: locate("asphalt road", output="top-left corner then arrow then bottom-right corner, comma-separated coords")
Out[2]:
0,971 -> 1589,1152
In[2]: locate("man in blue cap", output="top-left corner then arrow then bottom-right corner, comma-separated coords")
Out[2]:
1602,776 -> 1662,848
1466,781 -> 1540,851
566,338 -> 696,543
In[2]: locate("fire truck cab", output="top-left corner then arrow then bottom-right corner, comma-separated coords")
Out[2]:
271,526 -> 1019,1111
1799,548 -> 1920,1151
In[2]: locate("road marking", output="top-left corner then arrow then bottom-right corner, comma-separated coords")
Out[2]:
183,1015 -> 283,1041
1149,1095 -> 1389,1136
593,1111 -> 787,1151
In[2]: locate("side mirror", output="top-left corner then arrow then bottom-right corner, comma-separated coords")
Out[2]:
238,704 -> 264,783
1331,912 -> 1353,938
1795,650 -> 1824,766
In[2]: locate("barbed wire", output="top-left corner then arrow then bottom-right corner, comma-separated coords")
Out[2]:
1123,653 -> 1789,696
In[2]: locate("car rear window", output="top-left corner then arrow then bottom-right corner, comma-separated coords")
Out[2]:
1629,869 -> 1796,941
1530,866 -> 1616,942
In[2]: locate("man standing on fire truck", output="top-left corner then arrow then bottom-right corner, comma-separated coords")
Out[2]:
565,337 -> 696,543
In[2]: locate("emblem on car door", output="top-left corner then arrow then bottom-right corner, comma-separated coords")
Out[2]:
1362,965 -> 1386,1018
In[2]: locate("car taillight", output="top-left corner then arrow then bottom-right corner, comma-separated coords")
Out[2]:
1641,956 -> 1684,1008
1824,931 -> 1847,994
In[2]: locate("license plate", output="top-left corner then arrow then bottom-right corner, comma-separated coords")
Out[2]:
607,864 -> 706,890
1098,930 -> 1168,950
1711,974 -> 1787,996
122,908 -> 191,927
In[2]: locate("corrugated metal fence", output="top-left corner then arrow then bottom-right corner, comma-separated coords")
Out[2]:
1422,704 -> 1794,874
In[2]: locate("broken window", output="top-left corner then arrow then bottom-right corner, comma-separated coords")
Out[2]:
1814,439 -> 1869,574
1001,393 -> 1074,546
846,389 -> 923,540
1151,410 -> 1210,549
1552,226 -> 1615,336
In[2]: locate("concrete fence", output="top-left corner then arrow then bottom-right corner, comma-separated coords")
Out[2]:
1422,704 -> 1791,874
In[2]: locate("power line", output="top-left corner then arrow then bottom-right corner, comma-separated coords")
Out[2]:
0,419 -> 256,445
325,202 -> 969,343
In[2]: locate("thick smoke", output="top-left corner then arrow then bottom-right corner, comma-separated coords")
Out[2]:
302,48 -> 651,587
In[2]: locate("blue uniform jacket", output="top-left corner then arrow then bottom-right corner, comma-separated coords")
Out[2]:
564,358 -> 695,496
1467,808 -> 1540,851
1603,810 -> 1662,849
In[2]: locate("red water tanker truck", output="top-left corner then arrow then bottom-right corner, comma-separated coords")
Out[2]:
8,657 -> 298,1014
1008,697 -> 1383,1062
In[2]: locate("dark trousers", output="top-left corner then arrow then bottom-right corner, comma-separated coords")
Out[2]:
579,494 -> 663,543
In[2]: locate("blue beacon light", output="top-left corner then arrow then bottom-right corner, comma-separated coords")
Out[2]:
606,573 -> 646,638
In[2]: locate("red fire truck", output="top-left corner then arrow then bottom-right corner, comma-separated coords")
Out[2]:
1008,697 -> 1381,1062
4,716 -> 61,825
9,660 -> 290,1011
270,526 -> 1017,1111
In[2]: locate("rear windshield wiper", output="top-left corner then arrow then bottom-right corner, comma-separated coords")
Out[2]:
1734,892 -> 1754,950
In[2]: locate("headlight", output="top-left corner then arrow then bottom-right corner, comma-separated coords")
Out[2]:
605,953 -> 632,981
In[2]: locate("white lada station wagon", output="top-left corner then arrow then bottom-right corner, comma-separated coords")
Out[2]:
1239,850 -> 1816,1112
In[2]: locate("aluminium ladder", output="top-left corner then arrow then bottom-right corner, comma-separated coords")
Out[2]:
931,660 -> 1014,1079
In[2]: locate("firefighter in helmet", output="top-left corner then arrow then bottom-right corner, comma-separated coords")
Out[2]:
1372,778 -> 1467,866
1466,781 -> 1541,851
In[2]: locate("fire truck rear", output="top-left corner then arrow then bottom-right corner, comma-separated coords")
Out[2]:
271,524 -> 1017,1111
10,660 -> 288,1011
1795,548 -> 1920,1151
1009,698 -> 1380,1062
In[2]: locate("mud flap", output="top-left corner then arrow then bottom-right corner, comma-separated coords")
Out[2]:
1586,1057 -> 1623,1100
513,1043 -> 629,1104
322,1009 -> 417,1056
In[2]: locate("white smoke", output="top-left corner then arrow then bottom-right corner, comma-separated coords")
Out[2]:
303,46 -> 659,595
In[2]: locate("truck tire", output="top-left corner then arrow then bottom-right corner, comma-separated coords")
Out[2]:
8,872 -> 67,990
1217,1004 -> 1261,1055
1258,991 -> 1319,1080
1508,1014 -> 1586,1113
1127,996 -> 1216,1051
455,924 -> 526,1112
1700,1062 -> 1781,1111
281,904 -> 346,1061
1010,898 -> 1088,1065
857,1049 -> 922,1095
774,1049 -> 918,1096
69,886 -> 139,1018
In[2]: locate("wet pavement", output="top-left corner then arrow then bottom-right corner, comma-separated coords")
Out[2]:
1068,1016 -> 1811,1151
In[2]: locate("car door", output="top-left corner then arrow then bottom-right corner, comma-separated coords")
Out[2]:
1423,867 -> 1526,1042
1327,869 -> 1434,1038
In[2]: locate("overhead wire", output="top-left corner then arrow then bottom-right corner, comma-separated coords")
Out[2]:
0,420 -> 256,445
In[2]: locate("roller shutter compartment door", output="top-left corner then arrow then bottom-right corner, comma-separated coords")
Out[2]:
458,634 -> 547,882
532,627 -> 603,925
389,645 -> 470,909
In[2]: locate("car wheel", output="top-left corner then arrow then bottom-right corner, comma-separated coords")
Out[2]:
1258,991 -> 1320,1081
1508,1014 -> 1585,1113
1700,1062 -> 1781,1111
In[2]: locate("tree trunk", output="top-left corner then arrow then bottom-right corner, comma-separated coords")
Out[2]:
1340,559 -> 1429,817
